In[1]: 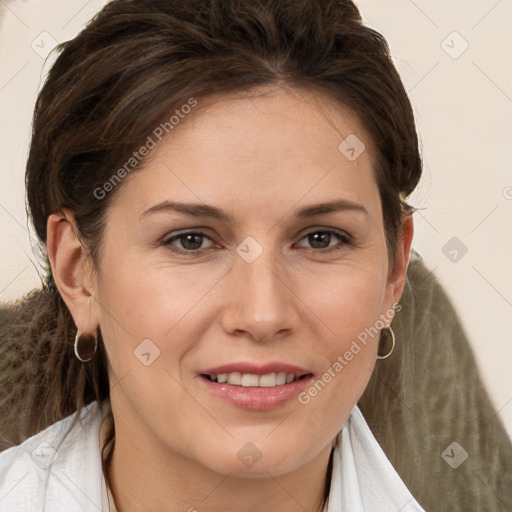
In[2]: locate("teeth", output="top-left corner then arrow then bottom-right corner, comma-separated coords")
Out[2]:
227,372 -> 242,385
208,372 -> 300,387
241,374 -> 259,387
259,373 -> 277,387
276,372 -> 287,385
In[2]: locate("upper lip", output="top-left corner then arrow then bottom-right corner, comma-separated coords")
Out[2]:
199,362 -> 312,377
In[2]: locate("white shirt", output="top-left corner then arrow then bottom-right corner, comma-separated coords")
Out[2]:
0,401 -> 426,511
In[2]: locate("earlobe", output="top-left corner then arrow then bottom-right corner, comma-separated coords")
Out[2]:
46,209 -> 98,331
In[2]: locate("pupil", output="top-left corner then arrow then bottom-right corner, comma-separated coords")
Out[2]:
309,232 -> 330,249
182,234 -> 203,250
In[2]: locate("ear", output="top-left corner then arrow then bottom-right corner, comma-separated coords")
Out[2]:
383,211 -> 414,312
46,208 -> 99,334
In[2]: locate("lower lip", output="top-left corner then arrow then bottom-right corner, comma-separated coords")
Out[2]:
198,375 -> 314,411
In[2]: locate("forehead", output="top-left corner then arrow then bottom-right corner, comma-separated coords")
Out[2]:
108,85 -> 380,224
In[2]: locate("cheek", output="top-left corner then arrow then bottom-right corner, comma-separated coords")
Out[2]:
98,245 -> 387,356
98,252 -> 212,331
303,263 -> 385,394
94,254 -> 230,385
304,258 -> 387,339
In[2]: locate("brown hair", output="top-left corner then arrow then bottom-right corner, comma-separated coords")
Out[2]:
1,0 -> 421,505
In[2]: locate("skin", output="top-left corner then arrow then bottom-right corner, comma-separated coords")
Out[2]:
47,85 -> 413,512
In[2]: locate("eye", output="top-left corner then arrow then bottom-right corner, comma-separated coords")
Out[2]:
162,231 -> 215,256
296,229 -> 351,253
161,228 -> 352,257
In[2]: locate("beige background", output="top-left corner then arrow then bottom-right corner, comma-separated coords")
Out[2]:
0,0 -> 511,436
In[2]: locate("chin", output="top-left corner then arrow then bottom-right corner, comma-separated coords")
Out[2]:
191,438 -> 311,479
205,456 -> 302,479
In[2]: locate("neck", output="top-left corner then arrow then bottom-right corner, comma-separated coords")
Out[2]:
105,426 -> 333,512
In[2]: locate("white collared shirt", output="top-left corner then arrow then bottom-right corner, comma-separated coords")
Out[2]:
0,401 -> 425,511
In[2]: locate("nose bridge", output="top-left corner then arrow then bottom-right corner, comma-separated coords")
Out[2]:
224,238 -> 295,341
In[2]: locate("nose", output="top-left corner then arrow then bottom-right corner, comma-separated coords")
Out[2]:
220,244 -> 298,343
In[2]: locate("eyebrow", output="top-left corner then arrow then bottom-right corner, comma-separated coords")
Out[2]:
139,198 -> 368,222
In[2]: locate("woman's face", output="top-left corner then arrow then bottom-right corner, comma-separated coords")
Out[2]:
85,86 -> 411,477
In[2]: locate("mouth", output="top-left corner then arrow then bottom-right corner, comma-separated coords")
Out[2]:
201,372 -> 312,387
197,363 -> 314,410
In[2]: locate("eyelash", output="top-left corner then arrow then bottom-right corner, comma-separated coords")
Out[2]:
161,229 -> 352,257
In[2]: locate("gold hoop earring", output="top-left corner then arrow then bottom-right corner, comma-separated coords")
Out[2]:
377,325 -> 395,360
74,330 -> 98,363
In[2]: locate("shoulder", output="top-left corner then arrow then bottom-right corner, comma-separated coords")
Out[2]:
0,401 -> 108,511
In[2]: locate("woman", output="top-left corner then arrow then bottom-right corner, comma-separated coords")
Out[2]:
0,1 -> 504,510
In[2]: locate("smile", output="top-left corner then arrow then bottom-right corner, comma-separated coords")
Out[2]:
203,372 -> 307,387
